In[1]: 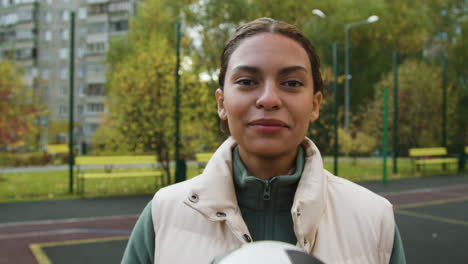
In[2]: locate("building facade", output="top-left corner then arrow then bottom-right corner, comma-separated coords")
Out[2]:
0,0 -> 135,147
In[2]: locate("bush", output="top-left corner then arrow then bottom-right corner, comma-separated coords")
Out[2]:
0,152 -> 53,167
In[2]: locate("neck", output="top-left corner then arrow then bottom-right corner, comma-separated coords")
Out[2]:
238,146 -> 299,181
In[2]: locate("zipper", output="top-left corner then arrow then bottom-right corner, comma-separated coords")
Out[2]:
263,180 -> 271,200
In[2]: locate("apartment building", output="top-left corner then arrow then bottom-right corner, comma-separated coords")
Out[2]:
0,0 -> 135,146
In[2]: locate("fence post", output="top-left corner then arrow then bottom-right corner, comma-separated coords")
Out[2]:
333,42 -> 339,176
175,22 -> 186,183
382,87 -> 389,186
68,11 -> 75,193
392,50 -> 398,174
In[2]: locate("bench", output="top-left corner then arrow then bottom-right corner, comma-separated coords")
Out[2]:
75,155 -> 162,196
47,144 -> 69,154
408,147 -> 458,172
195,152 -> 213,172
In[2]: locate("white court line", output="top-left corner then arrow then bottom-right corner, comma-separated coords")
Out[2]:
378,184 -> 468,196
0,228 -> 132,240
0,229 -> 80,240
0,214 -> 138,228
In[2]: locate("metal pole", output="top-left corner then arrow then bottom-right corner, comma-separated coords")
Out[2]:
392,50 -> 398,174
68,11 -> 75,193
174,22 -> 186,183
333,42 -> 339,176
382,87 -> 389,186
442,55 -> 447,148
344,25 -> 350,134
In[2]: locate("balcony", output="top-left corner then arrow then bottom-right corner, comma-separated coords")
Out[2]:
108,1 -> 131,13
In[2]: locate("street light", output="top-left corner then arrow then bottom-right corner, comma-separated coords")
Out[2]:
312,9 -> 379,134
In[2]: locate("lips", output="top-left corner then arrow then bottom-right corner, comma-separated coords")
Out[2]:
248,118 -> 288,127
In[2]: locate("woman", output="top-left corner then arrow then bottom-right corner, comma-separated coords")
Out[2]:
122,17 -> 405,264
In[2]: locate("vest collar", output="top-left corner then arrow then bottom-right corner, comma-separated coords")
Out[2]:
183,137 -> 327,250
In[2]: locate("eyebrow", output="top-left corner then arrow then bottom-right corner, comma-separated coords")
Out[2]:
232,65 -> 308,75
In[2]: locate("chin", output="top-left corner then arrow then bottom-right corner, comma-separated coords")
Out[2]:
245,141 -> 295,159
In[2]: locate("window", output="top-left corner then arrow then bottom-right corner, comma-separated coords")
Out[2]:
87,63 -> 104,75
17,11 -> 34,23
60,86 -> 67,96
0,30 -> 15,43
0,0 -> 10,8
77,105 -> 83,115
77,47 -> 85,58
0,49 -> 15,60
109,20 -> 128,32
15,0 -> 36,3
87,22 -> 107,34
86,42 -> 106,54
44,31 -> 51,41
16,48 -> 33,60
59,105 -> 67,115
85,123 -> 99,134
86,83 -> 106,96
86,103 -> 104,113
60,68 -> 68,80
78,7 -> 87,19
77,65 -> 84,78
109,1 -> 131,13
42,69 -> 49,80
40,49 -> 49,60
78,83 -> 85,97
61,10 -> 69,22
61,29 -> 69,41
45,12 -> 52,23
16,29 -> 34,40
59,48 -> 68,59
0,13 -> 17,26
88,3 -> 107,15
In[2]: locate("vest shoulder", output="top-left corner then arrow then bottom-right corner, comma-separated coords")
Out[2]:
152,175 -> 201,202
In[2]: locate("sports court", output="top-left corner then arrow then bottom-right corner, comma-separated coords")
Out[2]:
1,174 -> 467,264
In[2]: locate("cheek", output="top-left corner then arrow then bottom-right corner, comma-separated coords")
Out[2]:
292,105 -> 314,130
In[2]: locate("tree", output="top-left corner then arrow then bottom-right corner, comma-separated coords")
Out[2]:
0,60 -> 43,151
360,59 -> 459,154
104,0 -> 217,183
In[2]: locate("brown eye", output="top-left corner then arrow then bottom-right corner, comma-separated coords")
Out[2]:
282,80 -> 303,87
236,79 -> 257,86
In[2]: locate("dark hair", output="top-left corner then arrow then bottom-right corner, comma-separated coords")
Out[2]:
217,18 -> 323,134
218,17 -> 323,93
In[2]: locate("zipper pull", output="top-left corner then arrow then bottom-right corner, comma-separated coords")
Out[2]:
263,181 -> 271,200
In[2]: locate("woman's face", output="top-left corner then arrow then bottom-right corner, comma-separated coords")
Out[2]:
216,33 -> 322,158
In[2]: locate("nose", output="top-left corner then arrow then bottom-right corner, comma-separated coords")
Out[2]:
255,81 -> 282,110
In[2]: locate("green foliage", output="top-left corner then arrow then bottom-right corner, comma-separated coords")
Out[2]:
104,0 -> 219,183
91,122 -> 137,155
0,60 -> 44,151
338,128 -> 377,156
361,59 -> 459,154
0,152 -> 52,167
102,0 -> 467,167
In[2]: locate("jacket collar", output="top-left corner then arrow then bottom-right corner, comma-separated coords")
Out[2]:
184,137 -> 327,249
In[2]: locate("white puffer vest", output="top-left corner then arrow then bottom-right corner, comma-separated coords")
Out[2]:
151,137 -> 395,264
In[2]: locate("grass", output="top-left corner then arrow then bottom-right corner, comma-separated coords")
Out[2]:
0,158 -> 462,202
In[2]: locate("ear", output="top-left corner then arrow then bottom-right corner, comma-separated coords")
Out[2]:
215,89 -> 228,120
309,91 -> 323,123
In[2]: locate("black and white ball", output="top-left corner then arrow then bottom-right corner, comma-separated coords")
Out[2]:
212,241 -> 324,264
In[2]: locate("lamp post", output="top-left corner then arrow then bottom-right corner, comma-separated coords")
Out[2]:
344,15 -> 378,133
312,10 -> 379,133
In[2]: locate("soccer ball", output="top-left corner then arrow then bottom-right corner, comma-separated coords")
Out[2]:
212,241 -> 324,264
